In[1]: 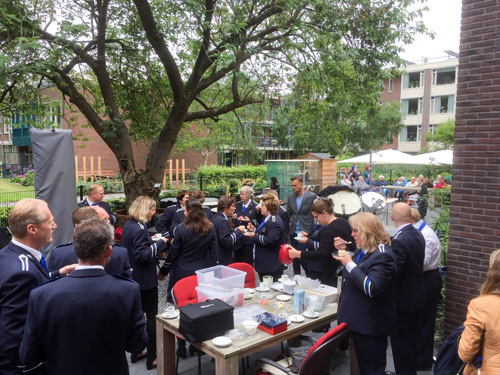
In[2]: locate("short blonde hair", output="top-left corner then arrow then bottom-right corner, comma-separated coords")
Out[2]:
410,208 -> 421,222
348,212 -> 390,253
260,193 -> 279,214
88,184 -> 103,195
9,199 -> 49,238
128,196 -> 156,223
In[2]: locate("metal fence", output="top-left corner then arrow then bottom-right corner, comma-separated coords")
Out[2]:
0,190 -> 36,207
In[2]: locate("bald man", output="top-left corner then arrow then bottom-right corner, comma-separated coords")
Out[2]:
389,203 -> 426,375
49,207 -> 131,278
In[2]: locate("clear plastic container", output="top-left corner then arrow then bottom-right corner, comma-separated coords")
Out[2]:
196,265 -> 246,291
195,285 -> 245,307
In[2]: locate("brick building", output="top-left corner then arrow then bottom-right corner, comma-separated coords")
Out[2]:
445,0 -> 500,332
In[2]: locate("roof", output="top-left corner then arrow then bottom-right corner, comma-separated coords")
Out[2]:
298,153 -> 334,160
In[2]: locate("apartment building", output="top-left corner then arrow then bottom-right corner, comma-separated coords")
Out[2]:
380,56 -> 459,153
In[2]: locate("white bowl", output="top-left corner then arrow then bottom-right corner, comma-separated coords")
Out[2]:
241,320 -> 259,335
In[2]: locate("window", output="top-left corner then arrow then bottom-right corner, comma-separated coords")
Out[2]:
399,125 -> 421,142
432,67 -> 456,85
45,105 -> 62,128
3,116 -> 11,134
388,79 -> 393,93
403,71 -> 423,88
429,124 -> 438,134
431,95 -> 455,113
402,98 -> 422,115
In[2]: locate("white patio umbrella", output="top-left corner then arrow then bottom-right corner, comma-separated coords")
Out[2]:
341,149 -> 419,165
412,150 -> 453,165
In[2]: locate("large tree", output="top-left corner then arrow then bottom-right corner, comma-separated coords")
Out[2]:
0,0 -> 430,204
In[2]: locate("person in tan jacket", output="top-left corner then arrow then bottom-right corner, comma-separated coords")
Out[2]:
458,249 -> 500,375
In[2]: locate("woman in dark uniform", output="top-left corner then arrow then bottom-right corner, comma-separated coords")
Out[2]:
296,221 -> 323,280
288,197 -> 354,287
333,212 -> 397,375
158,198 -> 218,296
244,193 -> 285,282
155,190 -> 189,234
121,196 -> 168,370
211,196 -> 245,265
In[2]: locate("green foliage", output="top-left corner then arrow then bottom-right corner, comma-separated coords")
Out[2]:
0,206 -> 12,227
107,198 -> 127,213
425,119 -> 455,150
196,165 -> 267,196
76,180 -> 124,196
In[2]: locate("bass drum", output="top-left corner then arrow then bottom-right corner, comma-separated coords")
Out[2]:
318,186 -> 361,219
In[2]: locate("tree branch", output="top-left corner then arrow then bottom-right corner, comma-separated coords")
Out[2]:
185,97 -> 263,122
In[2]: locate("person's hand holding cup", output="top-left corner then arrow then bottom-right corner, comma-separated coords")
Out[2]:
297,231 -> 308,244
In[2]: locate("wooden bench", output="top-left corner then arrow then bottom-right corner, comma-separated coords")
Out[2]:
76,170 -> 116,181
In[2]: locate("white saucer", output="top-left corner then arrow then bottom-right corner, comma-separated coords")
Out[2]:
278,277 -> 292,283
276,294 -> 292,302
289,314 -> 305,323
303,311 -> 319,319
245,288 -> 255,293
212,336 -> 232,348
244,294 -> 253,300
162,310 -> 180,319
255,286 -> 270,292
287,319 -> 292,326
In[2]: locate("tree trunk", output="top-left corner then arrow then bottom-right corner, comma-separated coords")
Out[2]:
121,168 -> 161,207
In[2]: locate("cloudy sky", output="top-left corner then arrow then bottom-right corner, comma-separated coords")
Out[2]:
399,0 -> 463,63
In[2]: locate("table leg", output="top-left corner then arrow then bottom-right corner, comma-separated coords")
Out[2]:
215,355 -> 239,375
156,319 -> 176,375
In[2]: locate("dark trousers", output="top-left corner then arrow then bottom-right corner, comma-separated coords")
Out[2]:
417,269 -> 442,369
141,287 -> 158,365
290,237 -> 309,276
391,311 -> 420,375
234,243 -> 254,266
351,331 -> 388,375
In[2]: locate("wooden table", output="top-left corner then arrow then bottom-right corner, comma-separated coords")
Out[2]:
156,292 -> 338,375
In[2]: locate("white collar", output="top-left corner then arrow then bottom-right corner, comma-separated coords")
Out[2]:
12,238 -> 42,262
75,265 -> 104,270
86,197 -> 97,205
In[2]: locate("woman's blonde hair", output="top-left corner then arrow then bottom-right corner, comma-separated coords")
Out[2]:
348,212 -> 390,253
259,193 -> 279,214
481,250 -> 500,296
128,196 -> 156,223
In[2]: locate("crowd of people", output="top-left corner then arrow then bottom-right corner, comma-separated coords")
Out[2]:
339,163 -> 450,198
0,174 -> 493,375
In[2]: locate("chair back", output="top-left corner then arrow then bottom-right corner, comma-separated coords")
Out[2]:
227,262 -> 256,288
298,322 -> 349,375
172,275 -> 199,309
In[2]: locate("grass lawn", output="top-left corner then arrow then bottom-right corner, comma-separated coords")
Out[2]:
0,179 -> 34,202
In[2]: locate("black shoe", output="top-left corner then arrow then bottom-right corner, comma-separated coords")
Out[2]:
146,360 -> 157,370
176,345 -> 187,359
131,351 -> 147,363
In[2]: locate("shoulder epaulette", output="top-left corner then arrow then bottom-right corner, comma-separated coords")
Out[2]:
110,273 -> 138,284
53,242 -> 74,249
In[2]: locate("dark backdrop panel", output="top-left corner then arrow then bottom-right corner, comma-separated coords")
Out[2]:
31,129 -> 77,258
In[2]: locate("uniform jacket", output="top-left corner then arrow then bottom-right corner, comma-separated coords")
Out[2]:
211,212 -> 243,265
303,223 -> 323,273
78,198 -> 117,225
234,200 -> 259,246
337,244 -> 397,336
162,224 -> 218,292
170,206 -> 213,235
0,242 -> 49,375
155,204 -> 181,234
19,268 -> 147,375
459,294 -> 500,375
286,190 -> 316,234
252,214 -> 285,274
121,219 -> 167,290
48,242 -> 132,278
391,223 -> 426,312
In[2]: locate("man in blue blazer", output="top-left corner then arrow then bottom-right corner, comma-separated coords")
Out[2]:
0,199 -> 75,375
19,219 -> 147,375
49,206 -> 131,277
389,203 -> 426,375
78,183 -> 117,225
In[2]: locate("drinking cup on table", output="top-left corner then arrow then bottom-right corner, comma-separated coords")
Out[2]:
263,276 -> 273,287
166,305 -> 175,317
306,306 -> 315,315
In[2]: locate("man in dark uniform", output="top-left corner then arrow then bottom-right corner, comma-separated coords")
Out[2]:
19,219 -> 148,375
233,186 -> 259,264
78,183 -> 117,225
155,190 -> 189,234
390,202 -> 426,375
49,206 -> 131,277
0,199 -> 74,375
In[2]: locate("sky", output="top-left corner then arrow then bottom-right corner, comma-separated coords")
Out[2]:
399,0 -> 463,63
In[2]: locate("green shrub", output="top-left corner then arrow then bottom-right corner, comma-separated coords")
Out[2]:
76,180 -> 124,196
0,206 -> 12,227
107,198 -> 126,213
196,165 -> 267,195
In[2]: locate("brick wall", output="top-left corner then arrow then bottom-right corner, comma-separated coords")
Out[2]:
445,0 -> 500,333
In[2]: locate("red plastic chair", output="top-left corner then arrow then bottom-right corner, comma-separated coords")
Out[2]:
172,275 -> 198,308
171,275 -> 201,375
227,262 -> 256,288
254,322 -> 350,375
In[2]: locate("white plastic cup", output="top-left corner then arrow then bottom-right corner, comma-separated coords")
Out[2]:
263,276 -> 273,287
242,320 -> 259,335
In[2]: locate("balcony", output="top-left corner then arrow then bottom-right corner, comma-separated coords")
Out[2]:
12,125 -> 32,147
